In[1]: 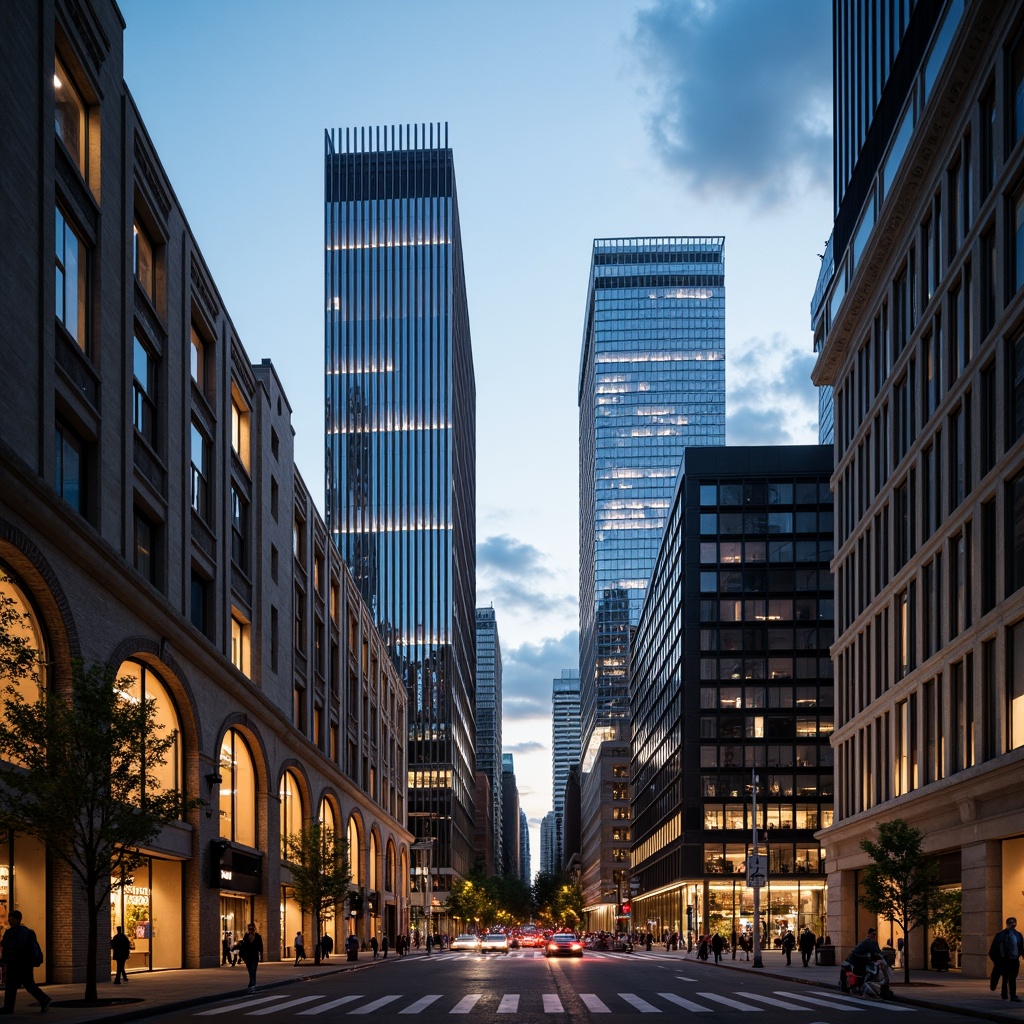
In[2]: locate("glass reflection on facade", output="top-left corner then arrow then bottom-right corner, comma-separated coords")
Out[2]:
630,446 -> 834,944
579,237 -> 725,755
324,124 -> 477,887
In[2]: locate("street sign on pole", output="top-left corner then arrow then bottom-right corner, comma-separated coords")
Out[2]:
746,854 -> 767,887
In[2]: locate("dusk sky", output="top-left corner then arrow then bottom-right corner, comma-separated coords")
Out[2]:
118,0 -> 832,866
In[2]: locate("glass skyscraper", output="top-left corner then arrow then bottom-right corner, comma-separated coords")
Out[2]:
324,123 -> 477,886
578,236 -> 725,910
475,607 -> 503,867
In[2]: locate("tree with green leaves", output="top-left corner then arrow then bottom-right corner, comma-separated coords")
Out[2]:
0,656 -> 196,1002
532,872 -> 583,929
859,818 -> 940,984
283,822 -> 350,964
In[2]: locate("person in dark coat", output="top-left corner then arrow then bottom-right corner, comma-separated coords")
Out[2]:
237,922 -> 264,994
0,909 -> 51,1013
370,935 -> 379,959
990,917 -> 1024,1002
381,934 -> 389,958
111,925 -> 131,983
781,928 -> 796,966
294,931 -> 306,965
798,926 -> 817,967
320,933 -> 333,960
710,933 -> 725,964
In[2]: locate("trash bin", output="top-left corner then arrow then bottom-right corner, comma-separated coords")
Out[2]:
817,945 -> 836,967
346,937 -> 359,962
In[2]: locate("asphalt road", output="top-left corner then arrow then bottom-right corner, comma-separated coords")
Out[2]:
154,948 -> 984,1024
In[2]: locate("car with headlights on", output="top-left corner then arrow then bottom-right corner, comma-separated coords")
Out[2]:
450,933 -> 482,952
544,933 -> 583,957
479,932 -> 509,954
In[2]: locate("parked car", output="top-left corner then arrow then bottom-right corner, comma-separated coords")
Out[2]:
451,933 -> 482,952
480,932 -> 509,954
544,933 -> 583,958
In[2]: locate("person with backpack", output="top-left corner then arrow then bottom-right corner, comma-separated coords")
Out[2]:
0,909 -> 51,1013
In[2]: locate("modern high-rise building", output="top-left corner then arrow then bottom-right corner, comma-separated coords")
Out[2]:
578,237 -> 726,912
475,607 -> 503,867
501,753 -> 521,878
520,808 -> 532,886
551,669 -> 581,872
810,0 -> 1024,978
630,446 -> 834,944
325,124 -> 478,890
540,812 -> 558,876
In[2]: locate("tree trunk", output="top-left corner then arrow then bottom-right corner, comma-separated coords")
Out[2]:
314,912 -> 321,965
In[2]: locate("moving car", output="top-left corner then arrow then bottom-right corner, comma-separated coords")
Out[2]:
451,933 -> 482,952
544,933 -> 583,957
480,932 -> 509,954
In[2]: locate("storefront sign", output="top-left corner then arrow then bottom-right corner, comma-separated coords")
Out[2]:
209,841 -> 262,894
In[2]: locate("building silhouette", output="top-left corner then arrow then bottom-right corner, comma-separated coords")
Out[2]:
540,812 -> 558,876
475,607 -> 503,871
1,0 -> 408,979
578,237 -> 726,919
551,669 -> 581,873
324,125 -> 478,892
501,753 -> 521,878
810,0 -> 1024,976
630,446 -> 834,946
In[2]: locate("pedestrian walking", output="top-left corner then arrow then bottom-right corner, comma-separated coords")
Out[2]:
740,929 -> 752,960
798,926 -> 817,967
710,933 -> 725,964
222,931 -> 237,966
294,931 -> 306,965
989,917 -> 1024,1002
321,933 -> 333,961
237,923 -> 263,994
111,925 -> 131,983
370,935 -> 379,959
781,928 -> 796,966
0,909 -> 51,1013
382,934 -> 389,958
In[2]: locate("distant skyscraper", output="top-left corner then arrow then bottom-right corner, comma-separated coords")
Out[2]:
475,607 -> 503,867
325,124 -> 477,888
551,669 -> 581,872
578,236 -> 725,908
540,812 -> 558,876
519,809 -> 531,886
501,753 -> 520,878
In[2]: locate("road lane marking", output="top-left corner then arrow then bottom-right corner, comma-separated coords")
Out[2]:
497,995 -> 519,1013
247,996 -> 324,1015
451,995 -> 482,1013
543,994 -> 564,1013
298,996 -> 365,1015
658,992 -> 714,1012
349,995 -> 402,1014
774,991 -> 914,1011
197,996 -> 289,1015
399,996 -> 443,1014
697,992 -> 764,1011
579,994 -> 611,1013
619,993 -> 662,1012
743,993 -> 840,1011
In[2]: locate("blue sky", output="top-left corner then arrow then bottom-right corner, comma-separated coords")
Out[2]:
119,0 -> 832,867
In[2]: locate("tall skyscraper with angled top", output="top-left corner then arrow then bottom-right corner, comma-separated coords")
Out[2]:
325,123 -> 477,889
578,236 -> 725,916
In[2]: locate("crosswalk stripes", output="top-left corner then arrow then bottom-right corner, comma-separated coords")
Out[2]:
657,991 -> 714,1013
193,987 -> 917,1016
618,993 -> 661,1012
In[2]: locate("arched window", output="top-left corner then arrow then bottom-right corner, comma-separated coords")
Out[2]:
319,798 -> 337,838
117,660 -> 181,800
219,730 -> 257,847
347,817 -> 361,886
369,831 -> 379,891
0,569 -> 47,714
279,769 -> 303,859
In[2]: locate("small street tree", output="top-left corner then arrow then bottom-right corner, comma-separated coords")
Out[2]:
0,656 -> 194,1002
859,818 -> 939,984
284,822 -> 350,964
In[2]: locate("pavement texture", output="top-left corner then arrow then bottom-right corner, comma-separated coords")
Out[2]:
0,946 -> 1018,1022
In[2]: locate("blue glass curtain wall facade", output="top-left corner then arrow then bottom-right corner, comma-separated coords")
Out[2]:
324,125 -> 477,884
578,237 -> 726,751
630,446 -> 834,939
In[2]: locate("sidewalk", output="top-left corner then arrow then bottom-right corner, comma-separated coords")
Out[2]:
654,945 -> 1024,1022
